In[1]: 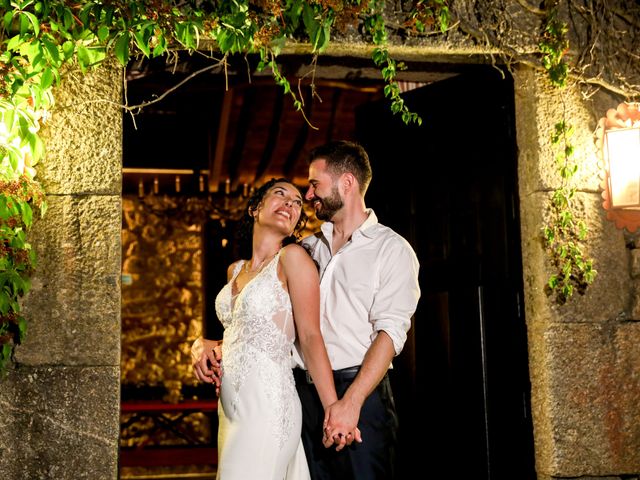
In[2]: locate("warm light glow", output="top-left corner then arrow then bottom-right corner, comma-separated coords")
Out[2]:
605,128 -> 640,209
123,169 -> 254,221
596,102 -> 640,231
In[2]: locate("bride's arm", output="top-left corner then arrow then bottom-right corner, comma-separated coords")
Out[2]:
281,244 -> 337,408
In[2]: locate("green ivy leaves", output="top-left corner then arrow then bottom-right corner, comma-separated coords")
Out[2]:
302,1 -> 332,53
539,3 -> 568,88
543,121 -> 597,304
538,3 -> 597,304
366,1 -> 423,126
0,0 -> 460,374
0,175 -> 45,373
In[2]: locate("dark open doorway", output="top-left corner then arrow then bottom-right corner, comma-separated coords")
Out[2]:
120,56 -> 535,479
356,65 -> 536,479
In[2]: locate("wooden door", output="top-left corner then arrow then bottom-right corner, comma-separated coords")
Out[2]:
355,66 -> 536,479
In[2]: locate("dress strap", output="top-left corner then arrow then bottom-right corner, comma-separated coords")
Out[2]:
231,260 -> 245,278
265,249 -> 283,274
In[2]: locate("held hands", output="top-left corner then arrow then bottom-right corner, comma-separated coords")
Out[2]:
322,425 -> 362,451
191,337 -> 223,394
322,399 -> 363,451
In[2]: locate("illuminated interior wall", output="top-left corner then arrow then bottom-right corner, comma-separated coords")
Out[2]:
121,195 -> 205,401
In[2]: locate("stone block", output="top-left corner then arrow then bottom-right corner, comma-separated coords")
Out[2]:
0,366 -> 119,480
536,323 -> 640,476
519,191 -> 629,324
513,69 -> 602,195
38,60 -> 123,195
18,195 -> 121,366
630,287 -> 640,320
631,249 -> 640,278
536,476 -> 622,480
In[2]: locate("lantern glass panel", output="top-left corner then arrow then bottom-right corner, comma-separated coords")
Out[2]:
605,127 -> 640,208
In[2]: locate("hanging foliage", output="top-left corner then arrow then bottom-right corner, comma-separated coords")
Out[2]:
0,0 -> 445,374
538,2 -> 597,304
1,0 -> 638,372
542,120 -> 597,304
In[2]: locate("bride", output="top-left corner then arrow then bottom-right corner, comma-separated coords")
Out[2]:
192,178 -> 339,479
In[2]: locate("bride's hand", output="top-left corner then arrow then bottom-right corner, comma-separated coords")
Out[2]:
322,402 -> 363,451
191,338 -> 223,389
322,426 -> 362,450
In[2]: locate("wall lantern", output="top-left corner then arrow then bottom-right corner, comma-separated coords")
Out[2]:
596,102 -> 640,232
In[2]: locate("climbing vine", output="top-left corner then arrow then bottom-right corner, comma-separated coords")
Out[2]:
539,2 -> 597,304
0,0 -> 448,374
0,0 -> 634,371
542,120 -> 596,304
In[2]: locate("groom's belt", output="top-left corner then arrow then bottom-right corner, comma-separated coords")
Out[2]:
294,366 -> 360,385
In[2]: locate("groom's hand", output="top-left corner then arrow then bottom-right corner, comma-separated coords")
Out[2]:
322,399 -> 363,451
322,426 -> 362,451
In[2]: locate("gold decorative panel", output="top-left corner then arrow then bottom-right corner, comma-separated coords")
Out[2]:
121,195 -> 207,403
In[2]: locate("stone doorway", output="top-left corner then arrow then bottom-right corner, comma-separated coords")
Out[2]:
118,56 -> 534,479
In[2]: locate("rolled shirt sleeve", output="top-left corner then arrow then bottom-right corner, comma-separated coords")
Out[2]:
369,236 -> 421,355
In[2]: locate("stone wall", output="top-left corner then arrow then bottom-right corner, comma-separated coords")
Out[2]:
514,67 -> 640,479
0,46 -> 639,480
0,62 -> 122,480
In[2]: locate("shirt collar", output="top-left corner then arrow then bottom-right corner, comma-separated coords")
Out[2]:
358,209 -> 379,238
320,208 -> 379,239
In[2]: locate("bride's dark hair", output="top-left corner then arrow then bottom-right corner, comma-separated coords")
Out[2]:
235,178 -> 308,254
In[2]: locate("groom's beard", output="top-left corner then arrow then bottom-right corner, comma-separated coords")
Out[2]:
313,186 -> 343,221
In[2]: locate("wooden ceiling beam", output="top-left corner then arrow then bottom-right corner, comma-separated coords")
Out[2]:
253,87 -> 285,185
283,87 -> 314,179
227,87 -> 257,190
325,88 -> 342,143
209,88 -> 234,193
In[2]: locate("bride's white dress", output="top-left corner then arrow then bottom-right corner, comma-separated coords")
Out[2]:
214,251 -> 310,480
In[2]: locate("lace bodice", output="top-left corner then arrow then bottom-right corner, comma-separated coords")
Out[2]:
215,250 -> 297,445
